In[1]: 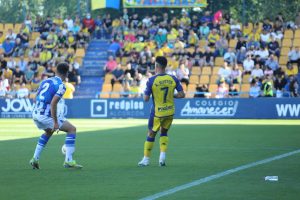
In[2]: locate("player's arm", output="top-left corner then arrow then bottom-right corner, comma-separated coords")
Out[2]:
174,76 -> 185,98
51,95 -> 60,130
144,79 -> 152,102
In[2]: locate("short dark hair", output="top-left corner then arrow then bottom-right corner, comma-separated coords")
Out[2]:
155,56 -> 168,68
56,62 -> 69,76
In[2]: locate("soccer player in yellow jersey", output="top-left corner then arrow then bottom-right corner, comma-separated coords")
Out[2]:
138,56 -> 185,167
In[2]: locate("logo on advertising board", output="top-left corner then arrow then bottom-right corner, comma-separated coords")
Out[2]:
1,99 -> 34,118
91,100 -> 108,117
276,104 -> 300,117
180,100 -> 238,117
90,99 -> 145,118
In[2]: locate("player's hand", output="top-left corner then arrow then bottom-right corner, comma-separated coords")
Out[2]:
53,122 -> 59,133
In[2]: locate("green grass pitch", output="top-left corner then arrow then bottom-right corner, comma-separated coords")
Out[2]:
0,119 -> 300,200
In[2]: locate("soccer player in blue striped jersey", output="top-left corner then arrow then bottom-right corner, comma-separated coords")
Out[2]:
138,56 -> 185,167
30,62 -> 82,169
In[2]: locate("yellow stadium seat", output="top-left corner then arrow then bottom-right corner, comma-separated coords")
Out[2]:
202,66 -> 212,75
29,93 -> 37,99
104,74 -> 113,84
191,67 -> 201,75
186,84 -> 196,98
4,23 -> 13,31
242,74 -> 251,83
284,30 -> 294,39
280,47 -> 290,56
181,83 -> 187,92
0,23 -> 4,31
279,56 -> 288,65
229,39 -> 238,48
209,84 -> 218,98
31,32 -> 40,41
215,57 -> 224,66
100,84 -> 112,98
210,75 -> 219,84
212,67 -> 221,75
111,83 -> 123,98
282,39 -> 292,47
75,48 -> 85,57
199,39 -> 207,48
293,39 -> 300,47
190,75 -> 199,84
14,23 -> 22,31
199,75 -> 209,84
240,84 -> 250,98
295,30 -> 300,39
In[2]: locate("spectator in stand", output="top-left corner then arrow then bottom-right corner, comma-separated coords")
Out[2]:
18,56 -> 28,72
265,54 -> 279,71
154,29 -> 167,48
104,56 -> 118,73
218,62 -> 232,84
262,75 -> 274,97
235,37 -> 247,51
0,54 -> 7,70
267,36 -> 280,57
7,57 -> 17,70
204,47 -> 214,66
24,65 -> 34,84
108,40 -> 121,58
176,63 -> 189,86
214,35 -> 228,57
3,65 -> 13,85
200,11 -> 212,24
63,78 -> 75,99
129,80 -> 140,98
207,29 -> 220,47
192,47 -> 205,67
288,75 -> 299,97
0,31 -> 5,47
228,84 -> 239,97
216,80 -> 229,98
64,15 -> 74,31
187,30 -> 199,47
223,48 -> 236,65
260,29 -> 271,47
271,29 -> 283,41
16,83 -> 29,98
246,36 -> 260,50
231,64 -> 242,84
288,47 -> 300,67
194,84 -> 210,98
264,66 -> 274,78
111,63 -> 125,87
0,76 -> 9,97
199,22 -> 210,39
230,20 -> 241,38
30,73 -> 41,92
2,38 -> 15,57
251,63 -> 264,81
27,56 -> 38,72
236,46 -> 247,64
262,18 -> 272,32
286,62 -> 298,76
122,72 -> 133,97
13,66 -> 24,84
103,14 -> 113,39
249,79 -> 261,98
256,46 -> 269,65
274,75 -> 287,98
83,13 -> 95,34
138,56 -> 149,75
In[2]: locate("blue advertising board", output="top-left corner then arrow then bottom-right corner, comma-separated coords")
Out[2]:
0,98 -> 300,119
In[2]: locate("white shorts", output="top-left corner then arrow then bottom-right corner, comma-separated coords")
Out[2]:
32,113 -> 66,130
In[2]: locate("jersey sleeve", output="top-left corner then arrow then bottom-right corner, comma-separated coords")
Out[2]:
173,76 -> 183,92
55,83 -> 66,98
144,79 -> 153,96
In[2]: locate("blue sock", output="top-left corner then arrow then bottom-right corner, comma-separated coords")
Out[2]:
65,133 -> 76,162
33,134 -> 50,160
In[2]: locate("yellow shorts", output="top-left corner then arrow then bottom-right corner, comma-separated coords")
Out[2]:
148,114 -> 173,133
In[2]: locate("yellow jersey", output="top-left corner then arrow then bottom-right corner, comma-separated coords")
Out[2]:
63,82 -> 75,99
145,74 -> 183,117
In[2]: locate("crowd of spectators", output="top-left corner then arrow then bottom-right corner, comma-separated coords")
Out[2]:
0,13 -> 91,98
102,9 -> 300,98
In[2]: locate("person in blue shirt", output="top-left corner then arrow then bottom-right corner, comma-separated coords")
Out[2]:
2,38 -> 15,57
30,62 -> 83,169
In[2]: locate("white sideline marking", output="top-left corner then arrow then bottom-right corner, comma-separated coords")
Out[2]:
140,149 -> 300,200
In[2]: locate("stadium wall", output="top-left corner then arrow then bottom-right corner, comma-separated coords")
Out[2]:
0,98 -> 300,119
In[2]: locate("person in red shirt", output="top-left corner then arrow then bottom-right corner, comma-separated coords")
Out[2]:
83,13 -> 95,33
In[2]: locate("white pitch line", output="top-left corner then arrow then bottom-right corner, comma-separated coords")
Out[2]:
140,149 -> 300,200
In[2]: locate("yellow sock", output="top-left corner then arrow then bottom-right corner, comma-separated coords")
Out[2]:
160,136 -> 169,153
144,137 -> 155,157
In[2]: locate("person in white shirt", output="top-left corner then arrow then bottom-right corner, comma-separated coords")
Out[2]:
271,30 -> 283,40
7,57 -> 17,70
17,83 -> 29,98
176,63 -> 189,86
251,63 -> 264,81
64,15 -> 74,31
243,55 -> 254,74
288,47 -> 300,65
218,62 -> 232,84
18,56 -> 28,72
260,29 -> 270,44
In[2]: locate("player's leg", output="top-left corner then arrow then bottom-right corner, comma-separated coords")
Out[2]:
138,114 -> 160,166
159,116 -> 173,166
59,120 -> 82,169
30,116 -> 55,169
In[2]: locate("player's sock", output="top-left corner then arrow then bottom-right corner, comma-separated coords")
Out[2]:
33,133 -> 50,160
65,133 -> 76,162
159,133 -> 169,161
144,136 -> 155,157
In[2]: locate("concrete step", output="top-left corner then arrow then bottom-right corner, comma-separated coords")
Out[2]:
80,70 -> 105,77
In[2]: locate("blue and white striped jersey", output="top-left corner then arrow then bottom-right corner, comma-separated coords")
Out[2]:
34,76 -> 66,117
